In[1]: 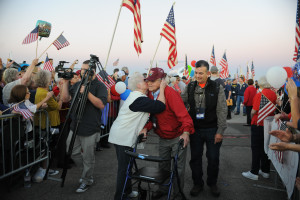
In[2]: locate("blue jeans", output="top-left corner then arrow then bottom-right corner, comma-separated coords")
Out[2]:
189,128 -> 222,186
236,95 -> 246,114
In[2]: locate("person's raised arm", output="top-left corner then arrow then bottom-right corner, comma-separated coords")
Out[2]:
61,79 -> 71,102
286,78 -> 300,129
69,60 -> 78,70
21,59 -> 38,85
35,91 -> 53,109
157,79 -> 167,104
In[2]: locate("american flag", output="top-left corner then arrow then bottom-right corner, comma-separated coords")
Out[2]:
122,0 -> 142,55
236,68 -> 239,79
53,34 -> 70,50
251,61 -> 255,77
183,54 -> 190,80
96,70 -> 116,90
219,51 -> 229,79
43,55 -> 54,71
22,26 -> 39,44
210,45 -> 216,66
113,58 -> 119,66
160,6 -> 178,69
294,0 -> 300,61
257,94 -> 276,124
13,102 -> 33,120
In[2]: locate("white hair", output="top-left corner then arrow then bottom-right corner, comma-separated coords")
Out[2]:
170,77 -> 177,83
258,76 -> 271,89
128,72 -> 144,91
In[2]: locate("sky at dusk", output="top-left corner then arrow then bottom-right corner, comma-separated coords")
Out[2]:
0,0 -> 297,79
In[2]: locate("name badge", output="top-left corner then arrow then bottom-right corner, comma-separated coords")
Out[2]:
196,108 -> 205,119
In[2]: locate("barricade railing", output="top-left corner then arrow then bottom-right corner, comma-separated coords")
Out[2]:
99,100 -> 120,140
0,110 -> 50,180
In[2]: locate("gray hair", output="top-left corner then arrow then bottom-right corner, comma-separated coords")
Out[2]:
34,70 -> 51,88
258,76 -> 272,89
170,77 -> 177,83
121,66 -> 129,73
3,68 -> 18,84
128,72 -> 144,91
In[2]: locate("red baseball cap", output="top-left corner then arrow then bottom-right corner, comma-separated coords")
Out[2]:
146,68 -> 166,81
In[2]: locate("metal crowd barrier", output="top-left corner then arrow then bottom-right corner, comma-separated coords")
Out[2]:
0,110 -> 49,180
99,100 -> 120,140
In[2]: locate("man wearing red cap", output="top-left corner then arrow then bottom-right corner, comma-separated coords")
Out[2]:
143,67 -> 195,199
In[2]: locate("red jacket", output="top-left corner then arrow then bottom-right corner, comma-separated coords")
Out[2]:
145,86 -> 194,139
243,85 -> 257,106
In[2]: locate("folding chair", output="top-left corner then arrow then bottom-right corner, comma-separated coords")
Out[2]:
121,134 -> 186,200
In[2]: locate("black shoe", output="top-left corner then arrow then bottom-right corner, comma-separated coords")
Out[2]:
234,112 -> 240,115
227,116 -> 231,120
152,191 -> 167,199
209,185 -> 220,197
101,143 -> 110,149
243,113 -> 247,116
243,124 -> 251,126
190,185 -> 203,197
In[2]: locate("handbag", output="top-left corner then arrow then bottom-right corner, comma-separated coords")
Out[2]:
226,99 -> 233,106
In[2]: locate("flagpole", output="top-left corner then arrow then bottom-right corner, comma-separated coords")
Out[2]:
104,0 -> 124,71
38,31 -> 63,59
36,38 -> 39,59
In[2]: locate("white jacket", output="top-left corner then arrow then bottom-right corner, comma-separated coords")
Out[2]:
108,91 -> 149,147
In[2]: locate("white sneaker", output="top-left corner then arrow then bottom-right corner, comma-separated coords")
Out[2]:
48,169 -> 59,176
242,171 -> 258,180
76,183 -> 90,193
259,170 -> 270,179
128,191 -> 138,198
32,167 -> 46,182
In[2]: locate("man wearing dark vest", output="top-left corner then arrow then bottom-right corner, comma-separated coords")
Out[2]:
182,60 -> 227,197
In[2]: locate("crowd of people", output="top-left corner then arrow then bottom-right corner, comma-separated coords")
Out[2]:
1,56 -> 300,199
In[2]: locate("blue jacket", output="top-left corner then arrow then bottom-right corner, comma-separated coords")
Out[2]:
237,83 -> 248,96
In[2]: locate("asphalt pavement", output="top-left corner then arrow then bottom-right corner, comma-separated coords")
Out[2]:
1,113 -> 288,200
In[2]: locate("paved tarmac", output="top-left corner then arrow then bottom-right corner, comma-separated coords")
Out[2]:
1,113 -> 288,200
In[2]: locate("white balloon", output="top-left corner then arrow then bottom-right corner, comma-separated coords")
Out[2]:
266,67 -> 287,89
115,82 -> 126,94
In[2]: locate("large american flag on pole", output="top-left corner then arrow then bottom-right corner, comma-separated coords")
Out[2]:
257,94 -> 276,124
53,34 -> 70,50
13,102 -> 34,120
160,5 -> 178,69
251,61 -> 255,78
43,55 -> 54,71
96,70 -> 116,90
210,45 -> 216,66
219,51 -> 229,79
183,54 -> 190,80
122,0 -> 143,56
22,26 -> 39,44
294,0 -> 300,61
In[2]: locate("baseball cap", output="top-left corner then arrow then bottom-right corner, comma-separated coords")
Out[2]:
182,76 -> 187,80
146,68 -> 166,81
210,66 -> 218,73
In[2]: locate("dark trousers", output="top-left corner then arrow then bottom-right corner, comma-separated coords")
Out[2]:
246,106 -> 252,125
250,125 -> 270,175
114,144 -> 133,200
231,96 -> 237,112
189,128 -> 222,186
227,106 -> 232,119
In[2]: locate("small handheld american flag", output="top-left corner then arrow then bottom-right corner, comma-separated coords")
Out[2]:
251,61 -> 255,78
13,102 -> 34,120
53,34 -> 70,50
22,26 -> 39,45
43,55 -> 54,71
257,94 -> 276,124
183,54 -> 190,80
96,70 -> 116,90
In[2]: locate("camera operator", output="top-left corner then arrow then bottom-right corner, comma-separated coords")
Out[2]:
61,60 -> 108,193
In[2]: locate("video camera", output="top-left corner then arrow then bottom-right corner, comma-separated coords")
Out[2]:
55,61 -> 74,80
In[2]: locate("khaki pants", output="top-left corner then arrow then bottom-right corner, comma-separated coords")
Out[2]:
66,130 -> 99,185
158,137 -> 187,195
